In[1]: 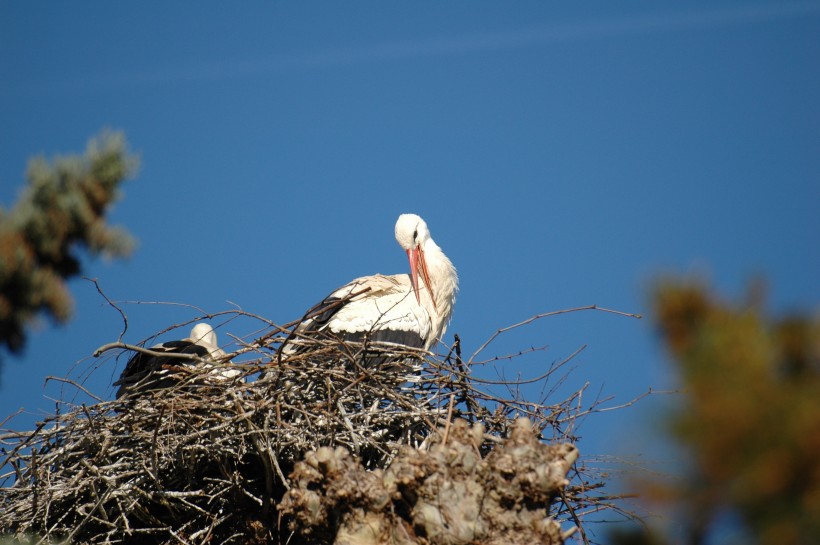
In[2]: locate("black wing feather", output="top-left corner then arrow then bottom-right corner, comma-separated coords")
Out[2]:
337,329 -> 425,349
297,296 -> 347,334
278,278 -> 424,370
114,341 -> 209,399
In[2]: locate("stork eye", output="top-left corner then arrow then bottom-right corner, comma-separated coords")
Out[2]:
413,229 -> 418,242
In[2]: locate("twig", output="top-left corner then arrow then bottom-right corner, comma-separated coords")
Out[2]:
43,376 -> 105,403
560,488 -> 590,545
470,305 -> 641,362
0,305 -> 645,543
442,394 -> 456,445
84,277 -> 129,342
93,342 -> 208,362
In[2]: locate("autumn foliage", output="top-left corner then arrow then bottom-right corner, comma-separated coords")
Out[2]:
633,279 -> 820,544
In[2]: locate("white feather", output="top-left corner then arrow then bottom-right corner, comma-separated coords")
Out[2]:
293,214 -> 458,351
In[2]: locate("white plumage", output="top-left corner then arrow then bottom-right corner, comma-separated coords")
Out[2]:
289,213 -> 458,352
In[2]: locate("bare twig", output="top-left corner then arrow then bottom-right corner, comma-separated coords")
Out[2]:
84,277 -> 129,342
0,306 -> 647,544
43,376 -> 105,403
470,305 -> 641,362
93,342 -> 208,362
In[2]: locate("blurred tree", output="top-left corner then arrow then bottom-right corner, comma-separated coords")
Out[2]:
621,278 -> 819,545
0,131 -> 137,365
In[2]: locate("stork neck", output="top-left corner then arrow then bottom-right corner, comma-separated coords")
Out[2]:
421,239 -> 458,321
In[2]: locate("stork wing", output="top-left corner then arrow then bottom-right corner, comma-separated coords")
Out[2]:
289,274 -> 432,349
114,341 -> 209,399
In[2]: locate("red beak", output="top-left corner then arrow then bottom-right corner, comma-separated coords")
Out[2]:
407,246 -> 437,311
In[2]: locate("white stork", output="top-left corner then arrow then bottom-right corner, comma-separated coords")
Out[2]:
114,323 -> 237,399
286,213 -> 458,355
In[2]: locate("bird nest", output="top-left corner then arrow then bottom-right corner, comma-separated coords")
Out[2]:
0,311 -> 636,544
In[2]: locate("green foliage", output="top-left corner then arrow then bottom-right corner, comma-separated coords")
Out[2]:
0,131 -> 137,359
629,278 -> 820,545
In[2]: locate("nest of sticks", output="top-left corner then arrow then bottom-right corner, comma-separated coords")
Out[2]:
0,309 -> 637,544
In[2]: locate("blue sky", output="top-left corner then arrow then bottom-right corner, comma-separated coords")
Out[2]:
2,1 -> 819,537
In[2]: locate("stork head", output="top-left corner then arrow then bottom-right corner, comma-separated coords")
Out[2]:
395,214 -> 437,310
190,323 -> 218,349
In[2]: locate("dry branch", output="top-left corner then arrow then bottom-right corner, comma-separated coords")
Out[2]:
1,310 -> 641,544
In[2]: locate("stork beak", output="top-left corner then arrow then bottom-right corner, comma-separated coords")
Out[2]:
407,246 -> 437,311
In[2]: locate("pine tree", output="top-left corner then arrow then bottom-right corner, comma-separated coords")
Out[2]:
0,131 -> 137,365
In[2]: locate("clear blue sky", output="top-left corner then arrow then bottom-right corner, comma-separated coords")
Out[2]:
2,1 -> 818,537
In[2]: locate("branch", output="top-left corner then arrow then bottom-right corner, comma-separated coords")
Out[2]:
469,305 -> 642,362
83,277 -> 129,342
93,342 -> 205,362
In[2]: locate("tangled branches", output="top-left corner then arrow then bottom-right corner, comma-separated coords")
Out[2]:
0,308 -> 641,544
